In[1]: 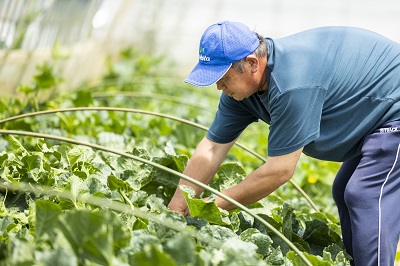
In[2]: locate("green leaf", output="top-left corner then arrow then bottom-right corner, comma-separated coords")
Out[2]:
67,146 -> 95,167
131,244 -> 176,266
72,90 -> 93,107
126,230 -> 161,254
215,162 -> 246,192
282,203 -> 300,241
164,234 -> 197,265
35,200 -> 62,239
170,155 -> 188,173
265,247 -> 285,265
34,63 -> 60,89
164,141 -> 176,156
5,135 -> 27,155
0,153 -> 8,166
84,177 -> 110,197
56,210 -> 130,265
215,238 -> 265,266
34,247 -> 77,266
181,186 -> 230,226
198,224 -> 237,249
287,250 -> 332,266
21,154 -> 41,172
240,228 -> 273,257
303,219 -> 338,255
107,175 -> 133,191
0,216 -> 16,235
146,194 -> 167,212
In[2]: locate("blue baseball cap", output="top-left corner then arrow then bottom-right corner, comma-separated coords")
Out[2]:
184,21 -> 260,87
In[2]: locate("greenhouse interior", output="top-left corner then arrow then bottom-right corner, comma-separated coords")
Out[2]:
1,0 -> 400,265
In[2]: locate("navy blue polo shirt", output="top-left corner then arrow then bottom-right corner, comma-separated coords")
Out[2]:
206,26 -> 400,162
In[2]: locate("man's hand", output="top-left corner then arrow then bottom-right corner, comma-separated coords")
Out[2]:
168,191 -> 189,216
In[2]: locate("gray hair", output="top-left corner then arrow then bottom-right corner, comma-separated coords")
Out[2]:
232,33 -> 267,73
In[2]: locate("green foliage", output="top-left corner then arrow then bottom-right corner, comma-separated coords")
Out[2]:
0,47 -> 353,265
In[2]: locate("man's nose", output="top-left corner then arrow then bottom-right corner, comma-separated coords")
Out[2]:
216,82 -> 224,91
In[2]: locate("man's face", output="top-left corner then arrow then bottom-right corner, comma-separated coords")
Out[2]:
215,66 -> 260,101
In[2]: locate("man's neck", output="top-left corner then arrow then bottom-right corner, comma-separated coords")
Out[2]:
258,57 -> 268,92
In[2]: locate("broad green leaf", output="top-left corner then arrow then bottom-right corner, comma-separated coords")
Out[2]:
236,211 -> 254,233
198,225 -> 237,249
229,212 -> 240,233
265,247 -> 285,265
185,216 -> 207,230
170,154 -> 188,173
34,62 -> 59,89
286,250 -> 332,266
6,135 -> 27,155
67,146 -> 95,166
164,141 -> 176,156
57,210 -> 130,265
149,156 -> 182,190
2,239 -> 36,265
215,162 -> 246,192
181,186 -> 229,226
35,200 -> 62,239
0,153 -> 8,166
282,203 -> 300,241
35,247 -> 78,266
131,244 -> 176,266
334,251 -> 352,264
127,230 -> 161,254
131,147 -> 151,161
21,154 -> 41,172
303,219 -> 338,255
107,175 -> 133,191
122,169 -> 151,190
214,237 -> 266,266
240,228 -> 273,257
253,213 -> 281,235
72,90 -> 93,107
324,244 -> 352,263
145,194 -> 167,212
83,177 -> 110,197
0,216 -> 15,234
164,234 -> 197,265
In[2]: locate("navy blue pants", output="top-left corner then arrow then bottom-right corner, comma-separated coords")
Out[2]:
332,120 -> 400,266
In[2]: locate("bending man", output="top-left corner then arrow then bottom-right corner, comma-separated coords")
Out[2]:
168,21 -> 400,265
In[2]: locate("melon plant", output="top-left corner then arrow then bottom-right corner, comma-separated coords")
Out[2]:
0,48 -> 351,265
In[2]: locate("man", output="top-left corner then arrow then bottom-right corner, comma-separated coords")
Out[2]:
167,21 -> 400,265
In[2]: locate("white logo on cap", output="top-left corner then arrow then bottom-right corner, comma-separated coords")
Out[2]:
199,54 -> 210,61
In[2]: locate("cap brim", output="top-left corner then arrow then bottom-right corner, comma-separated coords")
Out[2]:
184,62 -> 232,87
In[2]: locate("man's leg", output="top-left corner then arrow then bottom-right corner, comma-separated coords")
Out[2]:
344,121 -> 400,265
332,155 -> 361,264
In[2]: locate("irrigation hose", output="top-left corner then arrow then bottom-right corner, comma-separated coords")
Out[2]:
0,107 -> 319,212
0,129 -> 312,265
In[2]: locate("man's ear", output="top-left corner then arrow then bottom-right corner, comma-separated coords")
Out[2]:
246,55 -> 259,73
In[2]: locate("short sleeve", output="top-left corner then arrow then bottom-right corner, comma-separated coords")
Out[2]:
206,93 -> 258,143
267,87 -> 327,156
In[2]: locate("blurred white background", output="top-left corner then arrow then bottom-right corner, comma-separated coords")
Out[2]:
1,0 -> 400,94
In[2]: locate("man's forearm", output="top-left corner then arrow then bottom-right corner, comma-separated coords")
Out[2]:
214,163 -> 290,210
214,148 -> 303,210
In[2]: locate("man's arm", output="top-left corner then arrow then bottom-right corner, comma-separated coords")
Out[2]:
167,136 -> 237,215
215,147 -> 303,210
